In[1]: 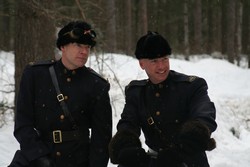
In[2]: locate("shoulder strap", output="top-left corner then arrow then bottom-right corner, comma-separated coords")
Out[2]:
49,66 -> 78,130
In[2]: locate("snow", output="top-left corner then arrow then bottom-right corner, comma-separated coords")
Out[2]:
1,51 -> 250,167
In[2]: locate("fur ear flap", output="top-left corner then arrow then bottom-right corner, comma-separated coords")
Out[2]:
109,129 -> 141,164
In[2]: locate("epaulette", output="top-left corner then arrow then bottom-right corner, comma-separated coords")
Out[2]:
188,75 -> 198,82
87,67 -> 109,83
176,75 -> 198,82
172,71 -> 198,83
126,79 -> 148,91
28,59 -> 56,66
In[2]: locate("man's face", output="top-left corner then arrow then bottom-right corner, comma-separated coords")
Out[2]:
61,43 -> 91,70
139,56 -> 170,84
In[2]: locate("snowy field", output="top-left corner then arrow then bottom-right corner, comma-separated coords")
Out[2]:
0,51 -> 250,167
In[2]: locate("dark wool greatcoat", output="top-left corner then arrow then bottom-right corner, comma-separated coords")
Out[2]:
10,59 -> 112,167
117,70 -> 217,167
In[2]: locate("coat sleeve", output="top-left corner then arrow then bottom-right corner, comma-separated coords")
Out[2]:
116,83 -> 143,135
88,82 -> 112,167
187,77 -> 217,132
14,66 -> 50,162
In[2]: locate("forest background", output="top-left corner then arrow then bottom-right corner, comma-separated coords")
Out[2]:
0,0 -> 250,115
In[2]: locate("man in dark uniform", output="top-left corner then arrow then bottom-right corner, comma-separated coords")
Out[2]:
109,32 -> 217,167
9,21 -> 112,167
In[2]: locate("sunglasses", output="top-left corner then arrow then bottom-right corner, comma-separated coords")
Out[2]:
63,28 -> 96,39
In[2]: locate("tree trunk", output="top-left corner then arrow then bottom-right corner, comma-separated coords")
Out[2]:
125,0 -> 132,55
183,0 -> 189,60
235,0 -> 243,66
140,0 -> 148,35
105,0 -> 116,53
0,1 -> 12,51
193,0 -> 202,53
14,0 -> 56,105
226,0 -> 236,63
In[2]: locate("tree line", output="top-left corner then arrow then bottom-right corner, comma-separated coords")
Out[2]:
1,0 -> 250,62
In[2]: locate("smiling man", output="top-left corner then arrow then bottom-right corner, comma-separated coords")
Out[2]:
9,21 -> 112,167
109,32 -> 217,167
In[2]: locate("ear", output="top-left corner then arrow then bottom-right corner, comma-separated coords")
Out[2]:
139,60 -> 145,70
60,46 -> 65,51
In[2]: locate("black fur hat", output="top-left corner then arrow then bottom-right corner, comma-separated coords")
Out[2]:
56,21 -> 96,50
135,31 -> 171,59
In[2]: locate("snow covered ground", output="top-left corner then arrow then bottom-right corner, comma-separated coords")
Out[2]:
0,51 -> 250,167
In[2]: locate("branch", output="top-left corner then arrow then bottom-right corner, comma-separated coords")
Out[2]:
75,0 -> 87,21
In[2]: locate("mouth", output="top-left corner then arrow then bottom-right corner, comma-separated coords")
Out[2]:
77,57 -> 87,61
157,70 -> 166,74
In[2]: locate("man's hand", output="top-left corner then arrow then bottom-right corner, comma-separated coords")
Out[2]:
178,120 -> 216,154
109,129 -> 142,164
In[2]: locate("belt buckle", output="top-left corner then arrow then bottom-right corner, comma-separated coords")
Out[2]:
147,117 -> 154,125
57,94 -> 64,102
53,130 -> 62,143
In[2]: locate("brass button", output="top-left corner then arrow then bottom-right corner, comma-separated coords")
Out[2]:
56,152 -> 61,156
72,70 -> 76,75
159,84 -> 163,89
64,96 -> 68,100
156,111 -> 160,116
155,92 -> 160,97
60,115 -> 65,120
67,78 -> 71,82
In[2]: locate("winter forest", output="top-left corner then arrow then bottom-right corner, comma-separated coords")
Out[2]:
0,0 -> 250,166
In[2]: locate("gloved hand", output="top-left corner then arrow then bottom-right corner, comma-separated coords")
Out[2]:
30,156 -> 56,167
178,120 -> 216,154
118,147 -> 150,167
109,129 -> 144,164
156,148 -> 183,167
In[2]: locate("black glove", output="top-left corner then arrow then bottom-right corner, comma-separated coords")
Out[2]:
157,148 -> 183,167
30,156 -> 56,167
118,147 -> 150,167
109,129 -> 143,164
178,120 -> 216,154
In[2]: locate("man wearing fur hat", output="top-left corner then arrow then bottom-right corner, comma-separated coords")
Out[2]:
109,32 -> 217,167
8,21 -> 112,167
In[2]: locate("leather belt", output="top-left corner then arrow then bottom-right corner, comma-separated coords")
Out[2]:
43,130 -> 82,144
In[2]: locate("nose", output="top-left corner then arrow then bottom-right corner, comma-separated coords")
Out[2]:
79,46 -> 90,54
157,60 -> 165,68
